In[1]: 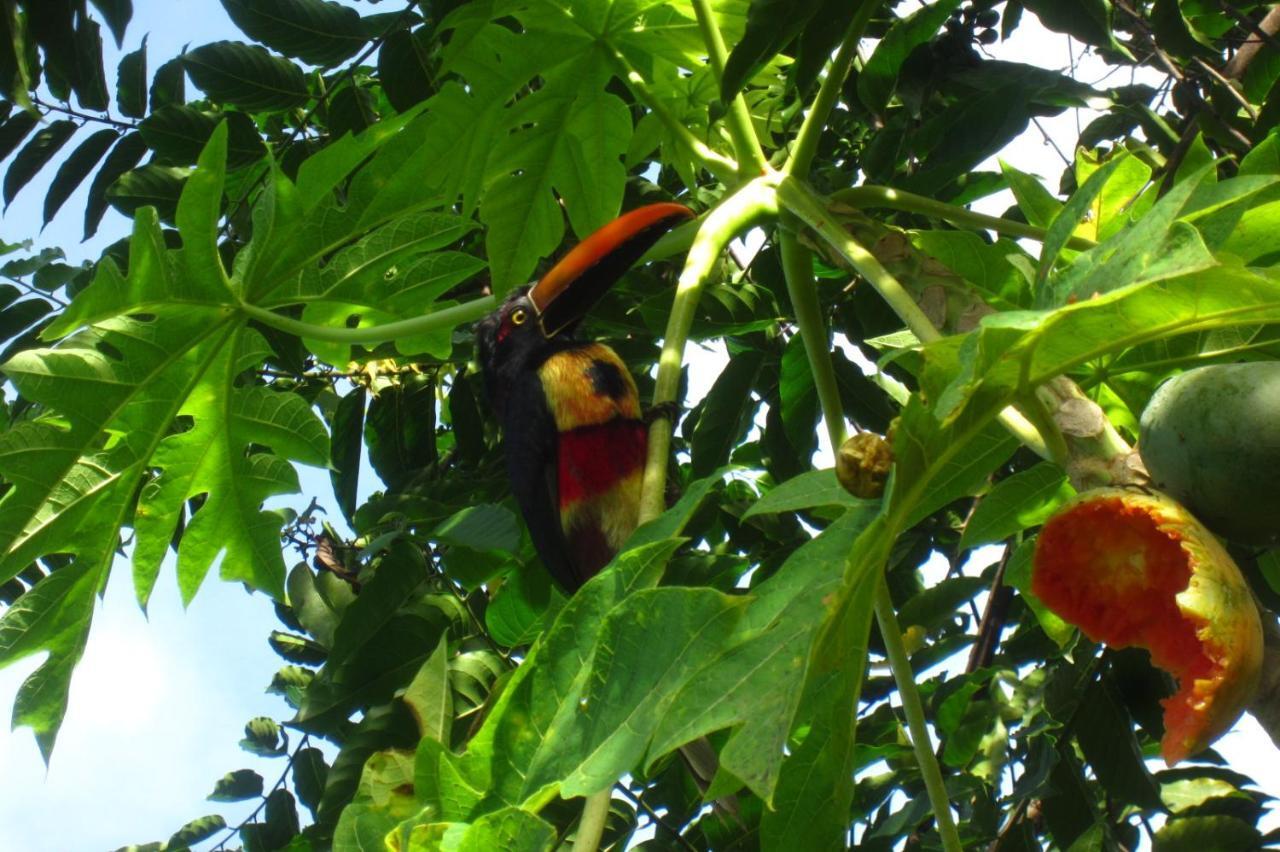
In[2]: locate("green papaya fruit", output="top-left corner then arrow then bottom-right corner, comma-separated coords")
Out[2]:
1139,362 -> 1280,546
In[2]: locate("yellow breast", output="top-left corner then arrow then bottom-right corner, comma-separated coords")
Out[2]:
537,343 -> 641,431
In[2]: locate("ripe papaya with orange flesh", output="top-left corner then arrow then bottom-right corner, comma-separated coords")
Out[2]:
1032,488 -> 1263,765
1139,362 -> 1280,546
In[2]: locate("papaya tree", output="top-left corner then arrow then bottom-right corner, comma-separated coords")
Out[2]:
1,0 -> 1279,849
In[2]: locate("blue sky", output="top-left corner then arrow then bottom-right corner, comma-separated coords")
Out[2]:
0,3 -> 345,849
0,2 -> 1277,850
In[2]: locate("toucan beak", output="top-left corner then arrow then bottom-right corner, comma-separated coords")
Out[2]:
527,202 -> 695,338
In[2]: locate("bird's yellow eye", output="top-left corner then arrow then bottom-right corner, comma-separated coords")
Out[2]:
510,307 -> 528,326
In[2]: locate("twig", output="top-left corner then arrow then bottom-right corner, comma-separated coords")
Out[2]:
945,493 -> 987,623
1218,1 -> 1280,76
1029,117 -> 1071,167
1157,113 -> 1207,197
1,273 -> 69,307
30,95 -> 138,131
989,798 -> 1029,851
210,733 -> 312,851
613,784 -> 700,852
965,545 -> 1014,673
1113,0 -> 1185,82
257,366 -> 422,381
1193,56 -> 1258,119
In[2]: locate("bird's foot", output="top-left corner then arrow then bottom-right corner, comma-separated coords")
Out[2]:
643,401 -> 682,425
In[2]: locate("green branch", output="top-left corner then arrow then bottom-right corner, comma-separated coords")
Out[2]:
784,1 -> 875,178
875,581 -> 962,851
779,233 -> 847,449
779,178 -> 943,344
605,44 -> 739,184
238,297 -> 496,345
572,790 -> 612,852
1018,388 -> 1070,467
689,0 -> 768,176
833,186 -> 1098,251
638,175 -> 780,523
778,226 -> 963,852
778,177 -> 1055,459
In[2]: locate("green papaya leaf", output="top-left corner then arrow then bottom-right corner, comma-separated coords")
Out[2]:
403,634 -> 453,745
526,586 -> 747,798
959,462 -> 1074,550
742,468 -> 876,520
459,538 -> 682,811
650,507 -> 874,802
858,0 -> 964,115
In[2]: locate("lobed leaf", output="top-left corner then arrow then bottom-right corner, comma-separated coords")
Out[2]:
651,507 -> 874,802
742,468 -> 877,520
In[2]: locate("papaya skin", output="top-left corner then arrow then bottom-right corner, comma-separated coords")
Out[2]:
1139,362 -> 1280,546
1032,488 -> 1263,765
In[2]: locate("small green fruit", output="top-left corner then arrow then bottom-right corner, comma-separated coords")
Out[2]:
1139,362 -> 1280,546
835,431 -> 892,499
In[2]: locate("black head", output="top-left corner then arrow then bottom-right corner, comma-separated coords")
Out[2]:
473,202 -> 695,417
474,286 -> 553,417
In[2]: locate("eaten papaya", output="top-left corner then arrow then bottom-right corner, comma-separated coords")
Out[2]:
1032,488 -> 1263,765
1139,362 -> 1280,546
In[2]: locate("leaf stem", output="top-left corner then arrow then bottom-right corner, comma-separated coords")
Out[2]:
779,232 -> 847,448
689,0 -> 769,176
779,221 -> 962,852
1017,388 -> 1070,467
784,1 -> 875,178
605,45 -> 739,183
875,580 -> 963,852
31,95 -> 138,131
572,790 -> 612,852
778,177 -> 942,344
832,186 -> 1098,251
237,296 -> 495,346
778,177 -> 1055,460
638,175 -> 779,523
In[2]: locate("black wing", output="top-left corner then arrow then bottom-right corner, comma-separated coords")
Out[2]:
501,376 -> 584,592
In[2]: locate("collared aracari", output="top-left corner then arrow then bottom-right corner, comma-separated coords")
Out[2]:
475,203 -> 693,592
